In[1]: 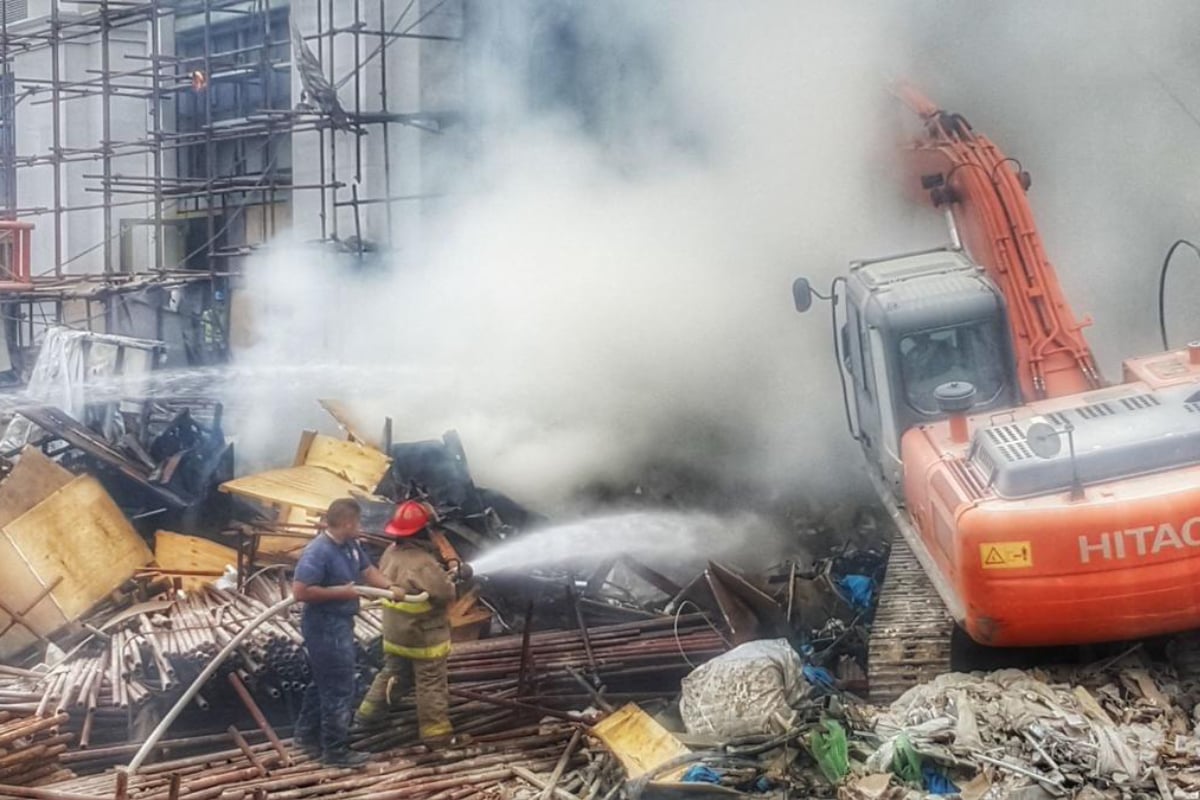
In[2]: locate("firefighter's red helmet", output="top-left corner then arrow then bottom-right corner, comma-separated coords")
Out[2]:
386,500 -> 432,538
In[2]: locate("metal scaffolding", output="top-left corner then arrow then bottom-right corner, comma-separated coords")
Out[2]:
0,0 -> 461,373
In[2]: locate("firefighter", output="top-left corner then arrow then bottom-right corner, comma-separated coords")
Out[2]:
355,500 -> 468,743
292,498 -> 399,767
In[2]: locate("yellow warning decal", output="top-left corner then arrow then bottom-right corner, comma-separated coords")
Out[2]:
980,541 -> 1033,570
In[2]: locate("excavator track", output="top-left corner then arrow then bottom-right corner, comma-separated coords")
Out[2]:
867,538 -> 955,705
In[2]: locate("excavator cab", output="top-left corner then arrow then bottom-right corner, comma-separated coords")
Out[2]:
796,248 -> 1019,498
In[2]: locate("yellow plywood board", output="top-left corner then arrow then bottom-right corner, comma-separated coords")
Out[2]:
221,430 -> 389,562
154,531 -> 238,590
219,465 -> 365,511
0,535 -> 69,660
302,434 -> 390,491
254,535 -> 311,562
4,475 -> 153,620
254,507 -> 318,562
155,530 -> 238,573
0,447 -> 74,529
318,399 -> 378,449
591,703 -> 690,780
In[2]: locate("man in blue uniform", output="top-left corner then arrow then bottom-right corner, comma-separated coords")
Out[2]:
292,497 -> 396,766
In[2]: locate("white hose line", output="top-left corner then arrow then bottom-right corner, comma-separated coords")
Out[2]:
125,587 -> 429,774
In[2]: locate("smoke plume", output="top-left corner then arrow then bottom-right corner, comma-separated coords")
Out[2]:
231,1 -> 1200,515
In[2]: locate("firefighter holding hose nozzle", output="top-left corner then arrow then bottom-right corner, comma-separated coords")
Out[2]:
355,500 -> 472,744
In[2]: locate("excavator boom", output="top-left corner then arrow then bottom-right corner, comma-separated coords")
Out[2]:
893,82 -> 1102,400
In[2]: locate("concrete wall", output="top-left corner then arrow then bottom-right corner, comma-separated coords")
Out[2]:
9,5 -> 153,277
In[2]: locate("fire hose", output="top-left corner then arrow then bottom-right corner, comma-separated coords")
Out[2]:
125,586 -> 429,775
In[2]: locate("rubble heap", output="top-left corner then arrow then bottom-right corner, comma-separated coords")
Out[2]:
860,651 -> 1200,799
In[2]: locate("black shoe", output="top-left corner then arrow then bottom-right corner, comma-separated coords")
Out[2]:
352,712 -> 387,732
322,749 -> 371,767
293,734 -> 320,753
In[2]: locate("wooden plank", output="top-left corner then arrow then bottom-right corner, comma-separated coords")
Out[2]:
292,430 -> 318,468
705,569 -> 762,645
154,531 -> 238,591
0,536 -> 67,661
0,447 -> 74,529
317,399 -> 375,448
219,465 -> 372,512
274,430 -> 320,556
4,475 -> 153,620
302,434 -> 390,491
252,507 -> 318,562
14,406 -> 189,508
225,429 -> 389,560
447,585 -> 492,642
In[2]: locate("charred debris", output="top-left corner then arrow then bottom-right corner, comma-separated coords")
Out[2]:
0,338 -> 1195,799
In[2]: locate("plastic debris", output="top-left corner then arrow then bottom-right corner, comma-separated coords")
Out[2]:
837,574 -> 875,611
680,638 -> 808,738
811,718 -> 849,784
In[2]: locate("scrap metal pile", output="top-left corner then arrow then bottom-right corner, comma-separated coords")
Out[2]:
851,646 -> 1200,799
0,345 -> 1196,800
561,642 -> 1200,800
39,724 -> 623,800
0,711 -> 73,787
0,363 -> 897,800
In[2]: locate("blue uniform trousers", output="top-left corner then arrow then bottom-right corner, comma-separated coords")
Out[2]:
296,613 -> 357,755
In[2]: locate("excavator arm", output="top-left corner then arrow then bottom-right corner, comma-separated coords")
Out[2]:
893,82 -> 1102,401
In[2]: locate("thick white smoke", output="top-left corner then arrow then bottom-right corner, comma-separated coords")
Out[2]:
232,2 -> 899,513
230,1 -> 1200,515
896,0 -> 1200,369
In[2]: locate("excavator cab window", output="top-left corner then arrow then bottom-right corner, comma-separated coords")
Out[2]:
899,321 -> 1005,416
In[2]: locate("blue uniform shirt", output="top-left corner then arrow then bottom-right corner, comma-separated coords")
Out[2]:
294,533 -> 369,620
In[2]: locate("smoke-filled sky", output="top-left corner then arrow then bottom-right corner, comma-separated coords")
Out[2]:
230,1 -> 1200,515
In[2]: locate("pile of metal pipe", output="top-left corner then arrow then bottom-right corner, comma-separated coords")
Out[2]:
0,711 -> 74,787
0,573 -> 726,782
15,723 -> 610,800
0,574 -> 373,740
58,728 -> 277,776
448,614 -> 726,691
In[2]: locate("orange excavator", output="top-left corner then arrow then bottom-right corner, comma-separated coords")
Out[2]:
793,84 -> 1200,701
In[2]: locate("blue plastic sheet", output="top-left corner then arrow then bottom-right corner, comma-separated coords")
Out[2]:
838,574 -> 875,611
802,664 -> 837,695
682,765 -> 723,784
680,766 -> 775,793
921,765 -> 959,795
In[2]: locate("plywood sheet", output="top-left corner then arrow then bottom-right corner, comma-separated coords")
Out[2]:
302,434 -> 390,490
4,475 -> 153,620
0,447 -> 74,529
155,530 -> 238,573
0,535 -> 68,661
293,430 -> 318,467
318,400 -> 377,448
222,428 -> 390,562
254,507 -> 318,562
154,531 -> 238,590
220,465 -> 364,511
591,703 -> 690,780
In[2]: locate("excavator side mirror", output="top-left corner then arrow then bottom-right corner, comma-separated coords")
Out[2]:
792,277 -> 814,312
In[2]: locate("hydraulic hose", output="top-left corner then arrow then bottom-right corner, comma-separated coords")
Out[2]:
1157,239 -> 1200,351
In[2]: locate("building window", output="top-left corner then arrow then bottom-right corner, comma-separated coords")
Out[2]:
173,5 -> 291,218
1,1 -> 27,25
